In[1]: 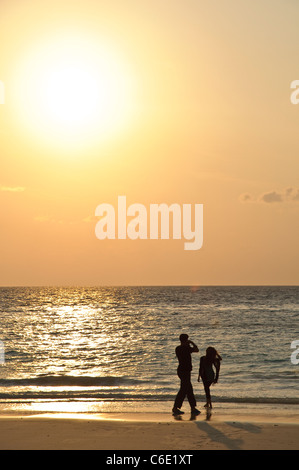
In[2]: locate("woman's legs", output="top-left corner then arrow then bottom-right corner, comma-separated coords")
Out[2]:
203,380 -> 213,408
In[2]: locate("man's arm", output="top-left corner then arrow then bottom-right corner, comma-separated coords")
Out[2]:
188,340 -> 199,353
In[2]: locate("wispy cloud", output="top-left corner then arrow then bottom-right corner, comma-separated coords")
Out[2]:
0,186 -> 26,192
83,215 -> 98,223
34,215 -> 64,224
240,187 -> 299,204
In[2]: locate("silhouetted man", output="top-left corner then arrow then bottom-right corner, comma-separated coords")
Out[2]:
172,333 -> 200,416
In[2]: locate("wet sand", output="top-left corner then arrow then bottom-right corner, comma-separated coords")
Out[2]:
0,410 -> 299,450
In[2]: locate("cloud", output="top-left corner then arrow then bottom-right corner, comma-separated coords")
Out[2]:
239,193 -> 254,203
34,215 -> 65,224
260,191 -> 283,203
34,216 -> 52,223
240,187 -> 299,204
291,189 -> 299,201
83,215 -> 98,223
0,186 -> 25,192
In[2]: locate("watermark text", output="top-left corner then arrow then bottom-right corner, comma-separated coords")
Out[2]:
0,341 -> 4,365
95,196 -> 203,251
0,81 -> 4,105
291,340 -> 299,365
290,80 -> 299,104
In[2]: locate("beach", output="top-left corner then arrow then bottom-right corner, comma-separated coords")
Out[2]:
1,408 -> 299,450
1,286 -> 299,451
1,0 -> 299,454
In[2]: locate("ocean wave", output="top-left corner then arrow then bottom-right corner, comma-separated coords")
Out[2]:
0,375 -> 149,388
0,390 -> 299,406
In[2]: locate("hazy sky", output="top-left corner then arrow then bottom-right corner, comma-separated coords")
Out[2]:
0,0 -> 298,286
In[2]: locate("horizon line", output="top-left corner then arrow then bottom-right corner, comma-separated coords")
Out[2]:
0,284 -> 298,288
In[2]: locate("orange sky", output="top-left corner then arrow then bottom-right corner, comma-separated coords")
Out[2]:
0,0 -> 299,286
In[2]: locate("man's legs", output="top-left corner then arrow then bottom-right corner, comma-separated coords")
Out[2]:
173,370 -> 199,414
185,375 -> 196,409
173,370 -> 187,410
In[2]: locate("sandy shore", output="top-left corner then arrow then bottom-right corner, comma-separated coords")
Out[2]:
0,410 -> 299,450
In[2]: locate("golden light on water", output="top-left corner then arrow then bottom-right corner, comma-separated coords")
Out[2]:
11,32 -> 138,153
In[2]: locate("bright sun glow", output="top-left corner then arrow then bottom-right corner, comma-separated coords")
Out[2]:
12,33 -> 137,152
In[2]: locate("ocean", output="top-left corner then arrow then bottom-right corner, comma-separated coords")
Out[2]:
0,286 -> 299,416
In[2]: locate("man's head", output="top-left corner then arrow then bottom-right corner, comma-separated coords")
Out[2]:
179,333 -> 189,344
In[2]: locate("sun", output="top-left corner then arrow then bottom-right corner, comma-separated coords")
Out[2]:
43,63 -> 101,129
11,33 -> 137,152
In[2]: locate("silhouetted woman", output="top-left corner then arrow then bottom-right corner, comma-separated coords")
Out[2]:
198,347 -> 222,409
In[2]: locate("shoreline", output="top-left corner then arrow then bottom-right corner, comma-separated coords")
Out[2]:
1,399 -> 299,419
0,404 -> 299,450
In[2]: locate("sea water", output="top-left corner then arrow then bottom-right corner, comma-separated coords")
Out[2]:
0,286 -> 298,415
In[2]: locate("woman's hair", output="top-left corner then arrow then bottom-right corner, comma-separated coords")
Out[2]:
205,346 -> 222,363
